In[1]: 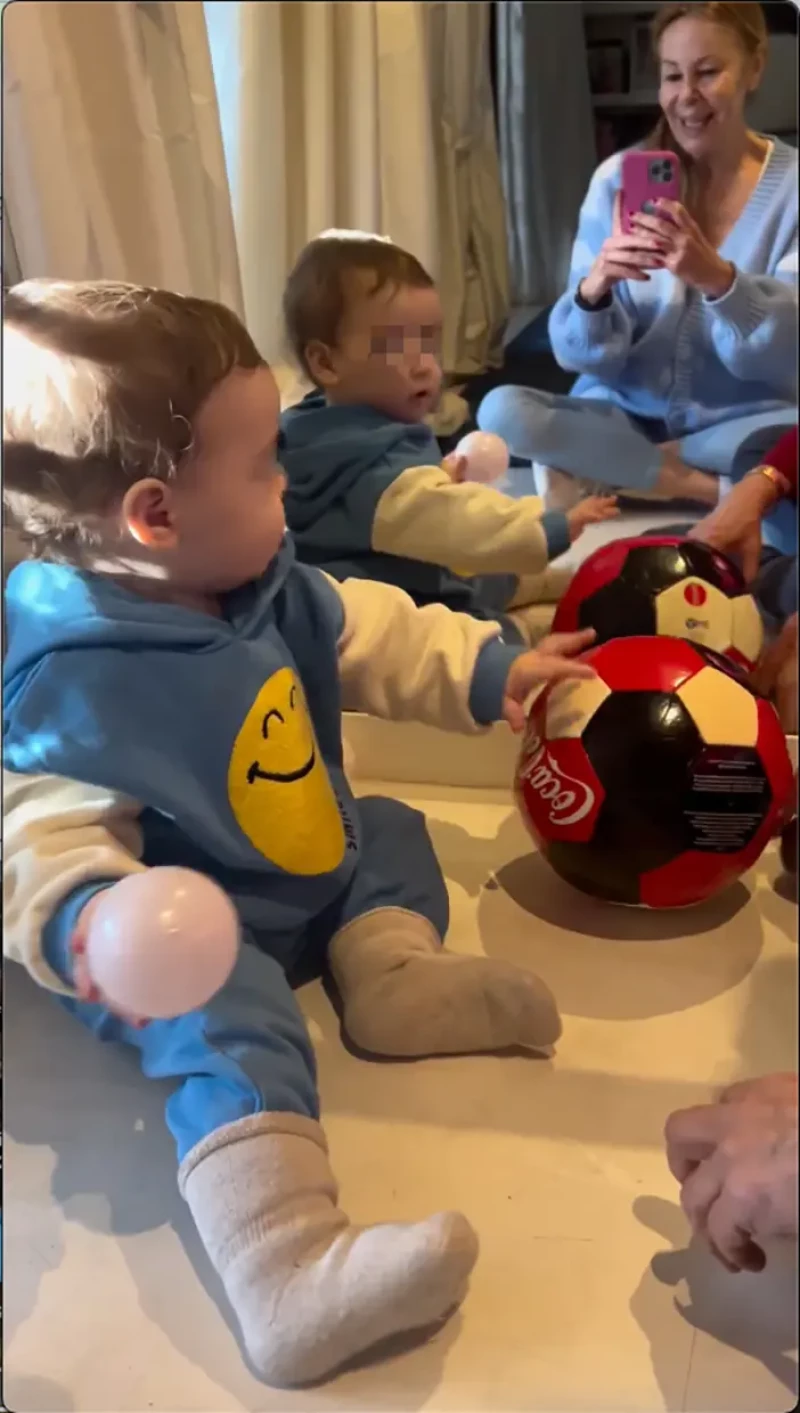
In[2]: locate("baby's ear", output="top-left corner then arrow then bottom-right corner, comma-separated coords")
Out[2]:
122,478 -> 179,550
305,340 -> 338,388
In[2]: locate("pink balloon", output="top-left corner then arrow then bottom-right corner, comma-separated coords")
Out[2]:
456,431 -> 509,484
85,868 -> 240,1019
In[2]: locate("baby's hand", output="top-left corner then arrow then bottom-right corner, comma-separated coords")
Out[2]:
567,495 -> 619,541
441,453 -> 468,484
502,629 -> 597,732
71,892 -> 149,1028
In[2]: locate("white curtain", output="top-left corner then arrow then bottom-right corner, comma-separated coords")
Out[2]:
1,0 -> 243,310
204,0 -> 509,392
496,0 -> 596,312
426,1 -> 510,377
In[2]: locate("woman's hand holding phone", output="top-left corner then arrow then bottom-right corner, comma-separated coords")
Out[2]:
629,201 -> 735,299
578,193 -> 671,306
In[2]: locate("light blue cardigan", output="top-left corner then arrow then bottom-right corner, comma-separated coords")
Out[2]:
548,139 -> 798,439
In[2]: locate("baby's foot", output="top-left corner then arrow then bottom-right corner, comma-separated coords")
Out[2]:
654,445 -> 719,506
330,909 -> 561,1056
181,1114 -> 478,1386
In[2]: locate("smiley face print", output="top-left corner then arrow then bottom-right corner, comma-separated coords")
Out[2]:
227,667 -> 345,874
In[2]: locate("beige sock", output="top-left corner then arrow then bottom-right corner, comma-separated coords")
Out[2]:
180,1113 -> 478,1387
329,907 -> 561,1056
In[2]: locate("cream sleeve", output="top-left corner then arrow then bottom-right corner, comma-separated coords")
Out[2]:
371,463 -> 553,576
328,575 -> 521,733
3,770 -> 146,993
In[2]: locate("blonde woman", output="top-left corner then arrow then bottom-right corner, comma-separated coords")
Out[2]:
480,2 -> 797,546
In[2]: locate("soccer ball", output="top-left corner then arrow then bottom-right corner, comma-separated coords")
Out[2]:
552,536 -> 763,672
515,635 -> 792,908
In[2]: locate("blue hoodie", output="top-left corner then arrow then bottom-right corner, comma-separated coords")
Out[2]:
281,393 -> 547,628
3,543 -> 519,957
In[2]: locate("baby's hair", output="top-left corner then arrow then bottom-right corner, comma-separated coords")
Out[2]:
283,230 -> 434,381
2,279 -> 264,562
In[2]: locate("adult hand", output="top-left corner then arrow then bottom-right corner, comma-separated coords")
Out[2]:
502,628 -> 597,732
71,892 -> 149,1028
631,200 -> 735,299
688,473 -> 777,584
578,192 -> 670,306
665,1073 -> 799,1273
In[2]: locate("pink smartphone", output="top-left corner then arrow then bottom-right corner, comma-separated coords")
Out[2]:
620,150 -> 681,235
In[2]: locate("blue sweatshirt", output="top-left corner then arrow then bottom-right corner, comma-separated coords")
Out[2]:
548,139 -> 798,434
281,394 -> 570,627
3,544 -> 521,973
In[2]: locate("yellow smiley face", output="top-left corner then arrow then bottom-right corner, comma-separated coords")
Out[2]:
227,667 -> 346,875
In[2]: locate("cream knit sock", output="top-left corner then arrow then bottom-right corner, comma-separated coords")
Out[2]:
329,908 -> 561,1056
179,1113 -> 478,1387
508,565 -> 575,608
507,567 -> 575,646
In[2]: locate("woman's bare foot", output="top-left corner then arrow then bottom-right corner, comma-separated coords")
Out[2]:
537,451 -> 718,512
653,444 -> 719,507
536,465 -> 615,511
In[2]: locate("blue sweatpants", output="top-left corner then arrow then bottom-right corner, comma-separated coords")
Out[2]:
478,387 -> 798,556
44,796 -> 448,1163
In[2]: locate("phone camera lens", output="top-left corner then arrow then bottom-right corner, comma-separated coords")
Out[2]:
650,158 -> 673,184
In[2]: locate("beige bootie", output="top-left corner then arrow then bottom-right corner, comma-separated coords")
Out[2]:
506,565 -> 575,646
179,1112 -> 478,1387
329,907 -> 561,1056
508,566 -> 575,607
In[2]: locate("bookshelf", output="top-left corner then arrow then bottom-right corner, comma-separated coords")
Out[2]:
583,2 -> 663,156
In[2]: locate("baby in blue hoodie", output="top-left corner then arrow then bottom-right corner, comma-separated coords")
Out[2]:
3,279 -> 597,1387
280,232 -> 618,643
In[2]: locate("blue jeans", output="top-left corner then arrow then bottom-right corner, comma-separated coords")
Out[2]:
44,796 -> 448,1162
478,387 -> 798,556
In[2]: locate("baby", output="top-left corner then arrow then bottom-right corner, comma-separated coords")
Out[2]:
3,279 -> 597,1386
280,231 -> 618,645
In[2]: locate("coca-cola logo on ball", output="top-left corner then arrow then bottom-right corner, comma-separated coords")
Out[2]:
518,734 -> 596,827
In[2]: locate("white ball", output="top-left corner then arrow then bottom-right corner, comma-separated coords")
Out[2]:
85,868 -> 240,1019
455,430 -> 510,484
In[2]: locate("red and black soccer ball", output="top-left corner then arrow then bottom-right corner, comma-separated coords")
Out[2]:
515,635 -> 793,908
552,536 -> 764,673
